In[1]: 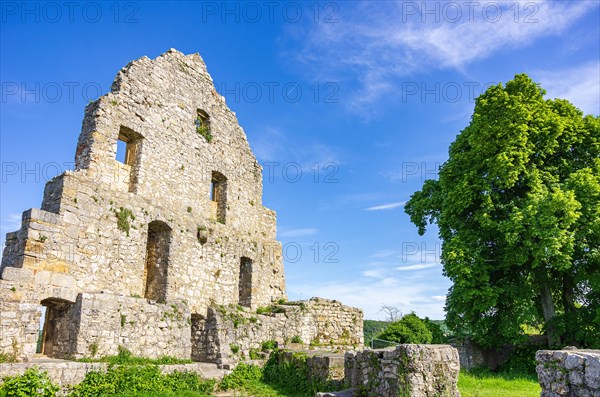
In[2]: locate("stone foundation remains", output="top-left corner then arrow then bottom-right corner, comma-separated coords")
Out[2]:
536,349 -> 600,397
345,345 -> 461,397
192,298 -> 363,368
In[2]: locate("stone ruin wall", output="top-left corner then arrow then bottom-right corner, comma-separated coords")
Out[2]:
345,345 -> 461,397
536,349 -> 600,397
193,298 -> 364,367
1,49 -> 285,315
0,49 -> 364,363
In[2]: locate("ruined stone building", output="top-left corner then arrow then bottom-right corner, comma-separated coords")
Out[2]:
0,49 -> 363,366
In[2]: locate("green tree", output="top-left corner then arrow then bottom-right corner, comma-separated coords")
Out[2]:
377,313 -> 433,344
423,318 -> 446,344
405,74 -> 600,348
364,319 -> 390,346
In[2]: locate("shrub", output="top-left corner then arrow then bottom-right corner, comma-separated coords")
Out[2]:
69,364 -> 215,396
0,367 -> 59,397
377,313 -> 433,344
423,317 -> 447,344
256,305 -> 286,315
218,363 -> 262,391
261,340 -> 277,352
76,346 -> 191,365
115,207 -> 135,236
0,352 -> 16,364
262,349 -> 338,395
364,319 -> 390,346
195,117 -> 212,143
249,348 -> 261,360
498,344 -> 540,376
291,335 -> 303,344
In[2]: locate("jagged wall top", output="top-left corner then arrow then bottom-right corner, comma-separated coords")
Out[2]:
73,49 -> 264,211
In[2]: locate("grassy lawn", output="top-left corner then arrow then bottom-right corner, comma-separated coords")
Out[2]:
116,382 -> 308,397
118,372 -> 542,397
458,370 -> 541,397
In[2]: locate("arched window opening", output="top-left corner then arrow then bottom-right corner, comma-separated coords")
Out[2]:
116,126 -> 143,192
239,257 -> 253,308
210,171 -> 227,224
144,221 -> 172,303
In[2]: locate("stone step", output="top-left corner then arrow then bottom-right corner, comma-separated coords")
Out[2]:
192,362 -> 229,379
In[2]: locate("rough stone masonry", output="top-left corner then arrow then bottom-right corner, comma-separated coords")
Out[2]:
345,345 -> 461,397
536,349 -> 600,397
0,49 -> 363,363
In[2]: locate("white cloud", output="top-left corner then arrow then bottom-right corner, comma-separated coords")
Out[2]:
288,275 -> 450,320
369,249 -> 397,258
397,263 -> 440,271
432,295 -> 447,302
249,126 -> 343,174
534,61 -> 600,115
291,1 -> 596,110
1,213 -> 22,231
279,228 -> 318,238
365,201 -> 406,211
250,127 -> 286,162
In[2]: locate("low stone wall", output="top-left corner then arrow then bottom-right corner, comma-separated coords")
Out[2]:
0,289 -> 191,361
72,292 -> 191,360
193,298 -> 363,368
0,361 -> 226,389
345,345 -> 460,397
275,350 -> 345,387
536,349 -> 600,396
453,336 -> 547,371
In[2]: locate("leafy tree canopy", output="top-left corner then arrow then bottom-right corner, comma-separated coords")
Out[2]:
405,74 -> 600,348
377,313 -> 433,344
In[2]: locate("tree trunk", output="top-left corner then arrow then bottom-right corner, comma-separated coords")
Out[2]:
539,283 -> 561,347
562,274 -> 577,315
562,274 -> 578,345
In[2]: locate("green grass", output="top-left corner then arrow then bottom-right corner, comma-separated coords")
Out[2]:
225,379 -> 309,397
116,392 -> 211,397
458,369 -> 541,397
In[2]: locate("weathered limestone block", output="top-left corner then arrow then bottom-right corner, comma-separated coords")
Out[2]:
536,349 -> 600,396
0,267 -> 33,283
346,345 -> 461,397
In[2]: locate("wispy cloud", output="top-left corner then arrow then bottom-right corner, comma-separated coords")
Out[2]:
250,127 -> 286,162
397,263 -> 440,271
287,247 -> 448,319
279,228 -> 318,238
365,201 -> 405,211
249,126 -> 344,173
534,61 -> 600,116
289,1 -> 596,110
362,269 -> 386,279
1,213 -> 22,231
369,249 -> 397,258
289,275 -> 450,320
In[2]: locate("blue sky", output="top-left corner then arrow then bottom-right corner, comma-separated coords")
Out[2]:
1,1 -> 599,320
